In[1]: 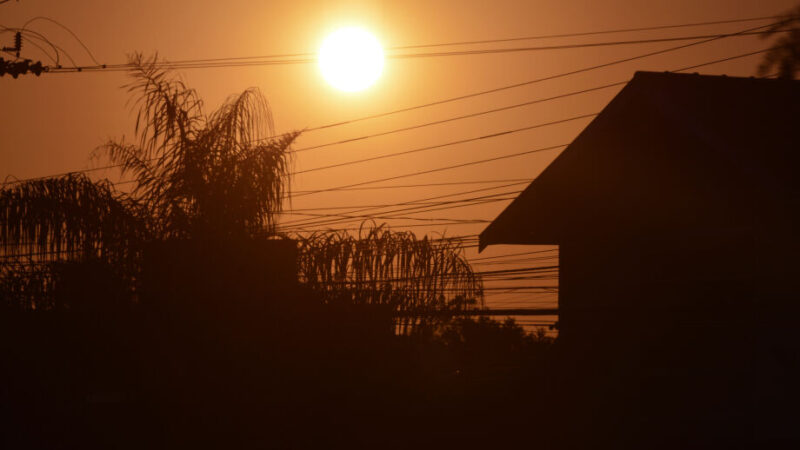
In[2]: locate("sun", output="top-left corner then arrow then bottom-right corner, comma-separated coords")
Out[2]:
319,27 -> 384,92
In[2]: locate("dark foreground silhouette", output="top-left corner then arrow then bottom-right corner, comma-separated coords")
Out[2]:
1,290 -> 556,449
5,287 -> 798,449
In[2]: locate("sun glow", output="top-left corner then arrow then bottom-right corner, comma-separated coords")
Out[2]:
319,27 -> 384,92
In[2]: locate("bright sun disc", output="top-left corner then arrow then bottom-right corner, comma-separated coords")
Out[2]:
319,27 -> 384,92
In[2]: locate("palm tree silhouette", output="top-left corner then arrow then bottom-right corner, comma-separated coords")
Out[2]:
104,53 -> 298,239
1,53 -> 298,308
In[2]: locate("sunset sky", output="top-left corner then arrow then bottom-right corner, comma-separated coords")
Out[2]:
1,0 -> 796,324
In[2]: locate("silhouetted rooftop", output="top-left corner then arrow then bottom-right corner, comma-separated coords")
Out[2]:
480,71 -> 800,250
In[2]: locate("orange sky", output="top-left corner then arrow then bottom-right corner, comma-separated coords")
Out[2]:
1,0 -> 797,322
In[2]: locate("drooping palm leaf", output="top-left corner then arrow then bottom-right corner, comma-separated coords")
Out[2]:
0,173 -> 146,264
297,222 -> 483,332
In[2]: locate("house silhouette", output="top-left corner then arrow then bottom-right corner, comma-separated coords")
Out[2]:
480,71 -> 800,445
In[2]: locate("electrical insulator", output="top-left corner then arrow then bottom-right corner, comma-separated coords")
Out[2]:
14,32 -> 21,58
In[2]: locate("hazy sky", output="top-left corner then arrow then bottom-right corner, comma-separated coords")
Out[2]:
1,0 -> 797,317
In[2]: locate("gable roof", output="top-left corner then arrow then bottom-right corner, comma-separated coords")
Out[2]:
479,71 -> 800,251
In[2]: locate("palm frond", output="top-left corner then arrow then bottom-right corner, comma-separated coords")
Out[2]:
125,52 -> 205,159
297,221 -> 484,332
0,173 -> 147,263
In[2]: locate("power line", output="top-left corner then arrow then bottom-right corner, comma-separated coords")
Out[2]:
472,256 -> 559,265
293,20 -> 778,133
290,221 -> 488,233
488,290 -> 555,297
291,84 -> 620,154
5,14 -> 772,75
280,181 -> 536,229
278,46 -> 776,228
471,256 -> 559,266
281,46 -> 771,155
478,287 -> 557,292
281,176 -> 533,230
281,155 -> 565,232
22,16 -> 101,65
672,46 -> 773,72
489,302 -> 558,308
489,299 -> 558,306
388,29 -> 787,59
282,182 -> 530,212
283,198 -> 514,229
46,111 -> 575,188
391,15 -> 782,49
0,18 -> 780,190
285,211 -> 491,224
0,99 -> 589,187
103,178 -> 535,192
291,221 -> 490,232
0,30 -> 56,63
46,28 -> 789,73
289,144 -> 566,199
285,201 -> 502,213
293,114 -> 595,175
1,40 -> 774,186
469,248 -> 558,261
283,201 -> 515,232
40,14 -> 777,71
291,178 -> 534,193
0,25 -> 67,65
155,45 -> 775,209
134,37 -> 773,160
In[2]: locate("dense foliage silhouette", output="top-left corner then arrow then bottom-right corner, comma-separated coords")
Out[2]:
298,222 -> 483,333
758,4 -> 800,78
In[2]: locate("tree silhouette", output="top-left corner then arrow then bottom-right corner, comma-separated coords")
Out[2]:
1,54 -> 298,309
2,55 -> 483,319
0,174 -> 147,309
101,53 -> 298,239
758,6 -> 800,79
298,222 -> 483,333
